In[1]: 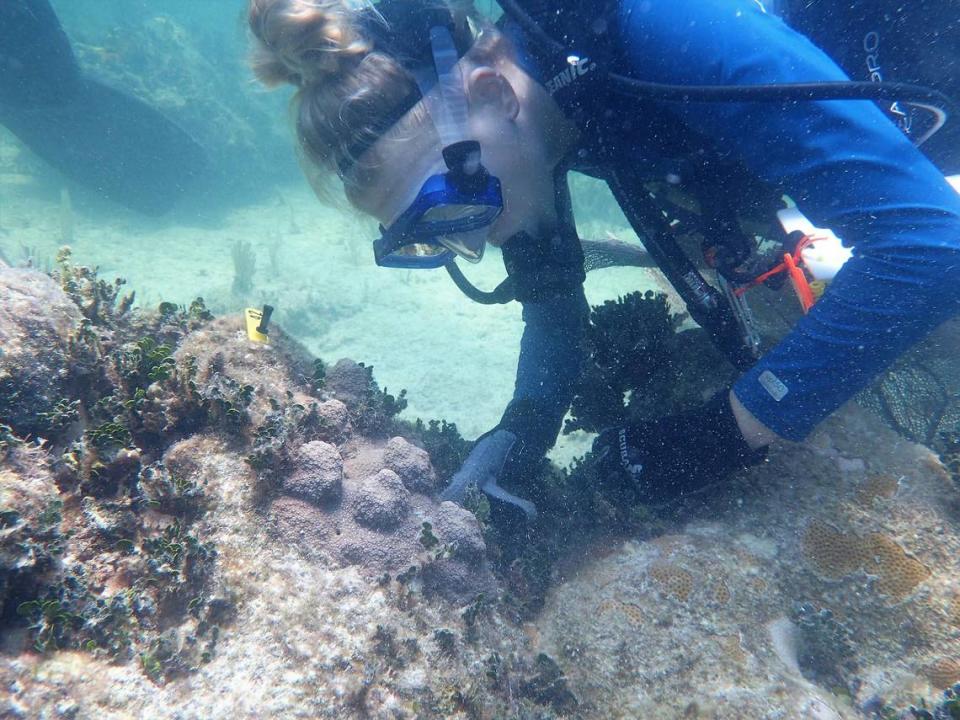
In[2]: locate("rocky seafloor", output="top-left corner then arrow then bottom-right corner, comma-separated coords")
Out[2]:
2,256 -> 960,720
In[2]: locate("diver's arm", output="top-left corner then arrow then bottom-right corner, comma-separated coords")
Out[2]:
618,0 -> 960,442
438,287 -> 588,517
498,287 -> 589,458
729,391 -> 777,450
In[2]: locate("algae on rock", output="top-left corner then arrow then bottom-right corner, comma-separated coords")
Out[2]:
5,259 -> 960,719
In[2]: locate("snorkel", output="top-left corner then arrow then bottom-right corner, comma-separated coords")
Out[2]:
344,1 -> 504,270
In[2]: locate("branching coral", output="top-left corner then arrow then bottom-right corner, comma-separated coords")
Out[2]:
53,246 -> 134,326
565,290 -> 734,435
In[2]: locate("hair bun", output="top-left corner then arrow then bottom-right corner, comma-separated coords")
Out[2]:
249,0 -> 370,88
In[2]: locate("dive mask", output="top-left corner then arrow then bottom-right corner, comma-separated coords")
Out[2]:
373,140 -> 503,268
342,3 -> 504,269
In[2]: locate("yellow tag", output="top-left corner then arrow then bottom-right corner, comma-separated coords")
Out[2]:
244,308 -> 269,343
809,280 -> 827,300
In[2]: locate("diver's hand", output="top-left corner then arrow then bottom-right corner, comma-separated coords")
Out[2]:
592,390 -> 766,505
438,429 -> 538,520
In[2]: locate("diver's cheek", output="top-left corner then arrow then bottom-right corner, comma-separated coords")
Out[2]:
485,213 -> 513,248
487,223 -> 521,248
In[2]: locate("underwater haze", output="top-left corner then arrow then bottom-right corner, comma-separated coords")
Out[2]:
2,0 -> 594,442
2,0 -> 960,718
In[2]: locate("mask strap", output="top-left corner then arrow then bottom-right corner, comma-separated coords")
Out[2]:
427,26 -> 470,149
417,25 -> 483,177
445,165 -> 586,306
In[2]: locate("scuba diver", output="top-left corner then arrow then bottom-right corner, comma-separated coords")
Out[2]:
247,0 -> 960,519
0,0 -> 207,215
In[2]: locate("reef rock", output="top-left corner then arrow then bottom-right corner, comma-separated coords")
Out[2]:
0,440 -> 61,619
5,262 -> 960,720
531,404 -> 960,718
171,315 -> 318,428
0,267 -> 82,437
0,269 -> 527,719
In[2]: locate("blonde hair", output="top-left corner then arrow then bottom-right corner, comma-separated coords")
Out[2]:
248,0 -> 502,200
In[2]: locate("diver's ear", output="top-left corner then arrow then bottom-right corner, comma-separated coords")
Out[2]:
466,67 -> 520,120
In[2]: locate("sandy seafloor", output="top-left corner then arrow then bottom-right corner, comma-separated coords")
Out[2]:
0,156 -> 656,466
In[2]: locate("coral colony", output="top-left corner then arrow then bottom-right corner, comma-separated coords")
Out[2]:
3,256 -> 960,718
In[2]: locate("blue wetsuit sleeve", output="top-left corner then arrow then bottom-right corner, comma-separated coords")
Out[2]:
618,0 -> 960,440
498,288 -> 589,454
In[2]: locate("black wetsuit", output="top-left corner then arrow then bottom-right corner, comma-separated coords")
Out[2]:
785,0 -> 960,173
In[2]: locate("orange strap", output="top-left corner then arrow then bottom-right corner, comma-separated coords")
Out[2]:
733,260 -> 787,296
783,252 -> 816,312
733,235 -> 819,312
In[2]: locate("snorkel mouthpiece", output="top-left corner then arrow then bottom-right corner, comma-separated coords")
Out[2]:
443,140 -> 488,192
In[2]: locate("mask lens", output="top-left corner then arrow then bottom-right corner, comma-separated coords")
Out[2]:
392,243 -> 449,259
418,203 -> 498,262
420,203 -> 496,224
437,228 -> 487,263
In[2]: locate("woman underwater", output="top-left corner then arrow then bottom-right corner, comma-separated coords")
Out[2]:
248,0 -> 960,519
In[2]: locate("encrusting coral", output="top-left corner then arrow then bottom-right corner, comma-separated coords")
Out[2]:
802,521 -> 931,601
648,563 -> 696,603
282,440 -> 343,504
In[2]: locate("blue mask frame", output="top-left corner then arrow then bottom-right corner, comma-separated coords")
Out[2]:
373,154 -> 504,269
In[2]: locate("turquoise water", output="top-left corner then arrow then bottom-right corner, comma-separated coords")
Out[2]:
1,2 -> 959,718
0,0 -> 639,441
